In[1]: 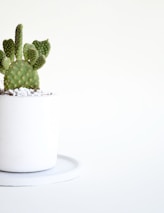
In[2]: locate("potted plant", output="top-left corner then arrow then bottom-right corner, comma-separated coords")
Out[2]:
0,24 -> 59,172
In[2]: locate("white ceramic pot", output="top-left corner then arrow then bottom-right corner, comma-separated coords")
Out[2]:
0,95 -> 59,172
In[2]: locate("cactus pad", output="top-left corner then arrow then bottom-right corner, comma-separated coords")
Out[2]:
4,61 -> 39,90
0,24 -> 50,90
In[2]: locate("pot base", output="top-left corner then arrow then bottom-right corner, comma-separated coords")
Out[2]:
0,155 -> 80,186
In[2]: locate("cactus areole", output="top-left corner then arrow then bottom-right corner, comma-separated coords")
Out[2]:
0,24 -> 50,90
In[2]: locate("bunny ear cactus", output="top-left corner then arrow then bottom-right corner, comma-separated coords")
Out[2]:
0,24 -> 50,90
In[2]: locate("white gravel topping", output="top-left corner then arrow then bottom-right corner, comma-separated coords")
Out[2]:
0,87 -> 54,96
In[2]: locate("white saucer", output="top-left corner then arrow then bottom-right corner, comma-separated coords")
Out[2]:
0,155 -> 80,187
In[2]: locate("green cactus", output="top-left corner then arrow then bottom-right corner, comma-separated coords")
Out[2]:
0,24 -> 50,90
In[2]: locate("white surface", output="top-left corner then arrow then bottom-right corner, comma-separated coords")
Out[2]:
0,155 -> 80,186
0,0 -> 164,213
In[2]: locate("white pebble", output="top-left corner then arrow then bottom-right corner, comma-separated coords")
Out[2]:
0,87 -> 54,97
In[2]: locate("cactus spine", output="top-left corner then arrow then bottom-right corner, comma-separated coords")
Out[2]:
0,24 -> 50,90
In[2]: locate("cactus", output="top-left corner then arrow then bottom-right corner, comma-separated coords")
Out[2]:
0,24 -> 50,90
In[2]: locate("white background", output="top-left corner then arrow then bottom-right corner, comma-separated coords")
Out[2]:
0,0 -> 164,212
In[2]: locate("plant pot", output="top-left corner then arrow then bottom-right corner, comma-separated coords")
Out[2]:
0,94 -> 59,172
